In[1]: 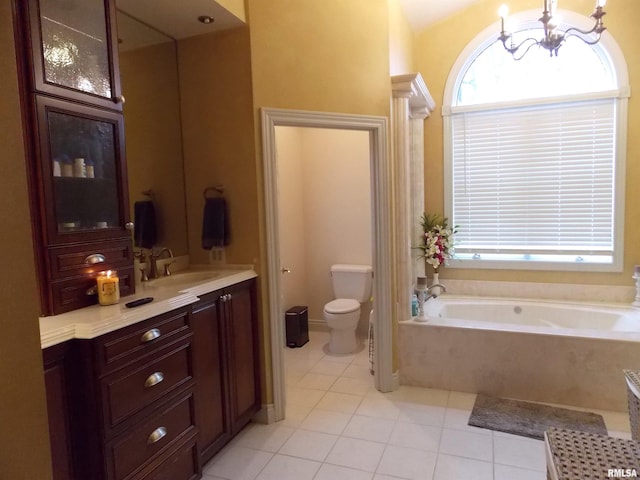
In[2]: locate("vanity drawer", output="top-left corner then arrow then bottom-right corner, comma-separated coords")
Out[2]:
97,307 -> 191,373
144,438 -> 200,480
107,391 -> 197,480
102,341 -> 193,430
48,238 -> 133,280
51,266 -> 135,314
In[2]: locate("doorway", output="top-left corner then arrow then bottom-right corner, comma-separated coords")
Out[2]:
261,108 -> 393,423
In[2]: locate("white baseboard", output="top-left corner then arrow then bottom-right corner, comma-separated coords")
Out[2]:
252,403 -> 276,424
309,318 -> 329,332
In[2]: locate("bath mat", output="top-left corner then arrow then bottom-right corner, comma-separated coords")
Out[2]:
468,394 -> 607,440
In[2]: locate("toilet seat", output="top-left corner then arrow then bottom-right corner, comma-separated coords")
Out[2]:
324,298 -> 360,314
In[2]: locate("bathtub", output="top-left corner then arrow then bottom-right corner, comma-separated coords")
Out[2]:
399,295 -> 640,412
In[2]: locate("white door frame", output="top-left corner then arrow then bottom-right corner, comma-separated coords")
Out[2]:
261,108 -> 394,422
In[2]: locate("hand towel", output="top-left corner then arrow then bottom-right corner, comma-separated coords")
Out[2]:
133,200 -> 157,249
202,197 -> 230,249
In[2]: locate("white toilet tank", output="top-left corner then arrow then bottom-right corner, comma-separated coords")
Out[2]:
330,264 -> 373,302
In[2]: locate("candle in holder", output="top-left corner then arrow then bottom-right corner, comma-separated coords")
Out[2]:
416,276 -> 428,290
97,270 -> 120,305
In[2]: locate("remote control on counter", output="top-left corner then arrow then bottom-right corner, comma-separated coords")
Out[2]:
125,297 -> 154,308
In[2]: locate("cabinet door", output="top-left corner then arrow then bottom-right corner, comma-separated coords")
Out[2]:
225,281 -> 260,434
191,295 -> 230,463
24,0 -> 123,110
43,343 -> 75,480
36,95 -> 130,245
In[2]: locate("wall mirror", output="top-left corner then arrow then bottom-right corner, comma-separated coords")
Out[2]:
116,10 -> 189,256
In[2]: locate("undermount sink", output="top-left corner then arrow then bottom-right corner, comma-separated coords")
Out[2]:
150,270 -> 222,288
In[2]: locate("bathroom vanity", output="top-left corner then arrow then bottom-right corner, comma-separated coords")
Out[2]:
41,268 -> 260,480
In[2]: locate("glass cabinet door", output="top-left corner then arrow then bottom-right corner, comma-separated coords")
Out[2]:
37,96 -> 129,244
27,0 -> 122,110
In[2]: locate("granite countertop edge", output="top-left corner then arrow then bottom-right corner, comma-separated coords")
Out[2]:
39,268 -> 258,349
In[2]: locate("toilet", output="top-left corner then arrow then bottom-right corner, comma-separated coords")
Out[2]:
323,264 -> 373,354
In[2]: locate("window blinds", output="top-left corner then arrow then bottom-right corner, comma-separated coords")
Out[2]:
451,97 -> 616,259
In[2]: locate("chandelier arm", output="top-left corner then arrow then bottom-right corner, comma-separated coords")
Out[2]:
563,31 -> 603,46
563,25 -> 599,37
501,36 -> 540,55
511,40 -> 543,61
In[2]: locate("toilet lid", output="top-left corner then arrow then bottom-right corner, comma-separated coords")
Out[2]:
324,299 -> 360,314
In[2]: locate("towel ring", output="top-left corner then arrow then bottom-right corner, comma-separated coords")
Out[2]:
204,185 -> 224,200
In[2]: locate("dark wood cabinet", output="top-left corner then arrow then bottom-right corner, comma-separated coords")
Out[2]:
43,342 -> 76,480
43,278 -> 261,479
191,292 -> 230,462
22,0 -> 123,111
15,0 -> 133,315
191,278 -> 261,464
44,307 -> 201,480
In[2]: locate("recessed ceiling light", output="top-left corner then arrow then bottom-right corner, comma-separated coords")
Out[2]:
198,15 -> 215,24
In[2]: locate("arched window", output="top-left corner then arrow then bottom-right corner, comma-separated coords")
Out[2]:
443,10 -> 630,271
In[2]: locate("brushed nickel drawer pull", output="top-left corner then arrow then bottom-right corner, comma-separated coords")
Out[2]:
147,427 -> 167,445
144,372 -> 164,388
141,328 -> 161,343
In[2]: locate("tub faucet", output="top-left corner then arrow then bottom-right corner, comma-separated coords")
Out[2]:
149,248 -> 174,279
426,283 -> 447,299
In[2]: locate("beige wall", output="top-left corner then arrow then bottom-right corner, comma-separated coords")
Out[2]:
415,0 -> 640,286
275,127 -> 308,311
0,0 -> 54,477
246,0 -> 393,401
388,0 -> 415,75
178,27 -> 259,267
276,127 -> 372,323
120,42 -> 189,256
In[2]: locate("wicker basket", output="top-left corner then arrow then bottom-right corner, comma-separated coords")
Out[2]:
545,427 -> 640,480
624,369 -> 640,441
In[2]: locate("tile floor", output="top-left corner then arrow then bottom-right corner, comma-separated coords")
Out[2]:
203,331 -> 631,480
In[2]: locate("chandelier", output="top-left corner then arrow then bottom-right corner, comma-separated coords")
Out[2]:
498,0 -> 607,60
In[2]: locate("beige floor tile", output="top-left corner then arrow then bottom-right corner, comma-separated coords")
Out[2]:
233,423 -> 296,453
326,436 -> 386,472
438,428 -> 493,461
343,414 -> 396,443
278,429 -> 338,462
376,444 -> 437,480
314,463 -> 374,480
296,372 -> 338,391
433,453 -> 493,480
494,464 -> 546,480
300,408 -> 352,435
316,391 -> 364,414
255,454 -> 320,480
330,376 -> 375,396
388,422 -> 441,452
494,434 -> 546,471
203,445 -> 273,480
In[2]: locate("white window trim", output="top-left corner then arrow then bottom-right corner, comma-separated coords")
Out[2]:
442,9 -> 631,272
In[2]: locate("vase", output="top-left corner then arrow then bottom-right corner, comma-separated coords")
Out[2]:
431,272 -> 442,297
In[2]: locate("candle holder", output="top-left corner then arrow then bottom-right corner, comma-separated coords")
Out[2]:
97,270 -> 120,306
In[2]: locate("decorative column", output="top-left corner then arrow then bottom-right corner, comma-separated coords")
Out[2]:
391,73 -> 436,321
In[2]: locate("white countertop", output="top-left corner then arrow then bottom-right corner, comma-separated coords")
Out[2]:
39,266 -> 258,349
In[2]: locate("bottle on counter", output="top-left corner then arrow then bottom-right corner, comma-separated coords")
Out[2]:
73,157 -> 86,178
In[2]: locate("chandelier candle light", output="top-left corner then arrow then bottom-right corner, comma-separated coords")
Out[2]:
498,0 -> 607,60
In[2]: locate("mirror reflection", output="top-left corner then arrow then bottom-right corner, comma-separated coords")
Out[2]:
116,10 -> 188,256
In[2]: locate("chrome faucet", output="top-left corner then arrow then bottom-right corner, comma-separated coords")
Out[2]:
149,248 -> 174,279
425,283 -> 447,301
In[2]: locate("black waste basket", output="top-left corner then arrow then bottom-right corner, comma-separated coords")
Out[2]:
285,305 -> 309,348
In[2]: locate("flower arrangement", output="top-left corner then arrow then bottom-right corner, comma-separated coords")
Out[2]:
417,213 -> 457,273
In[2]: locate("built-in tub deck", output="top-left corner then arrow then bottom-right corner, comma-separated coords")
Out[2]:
399,295 -> 640,412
